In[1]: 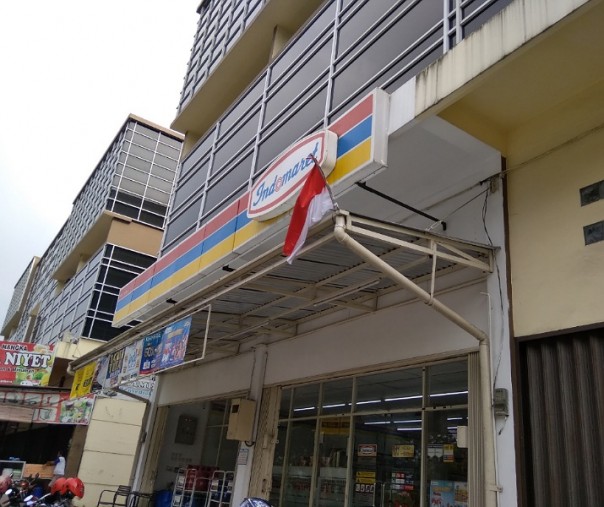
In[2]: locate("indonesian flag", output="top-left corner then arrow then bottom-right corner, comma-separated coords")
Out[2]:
283,164 -> 334,263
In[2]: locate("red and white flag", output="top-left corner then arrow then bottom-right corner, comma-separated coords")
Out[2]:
283,164 -> 334,263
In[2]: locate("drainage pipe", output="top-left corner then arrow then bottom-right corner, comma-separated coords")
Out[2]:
333,214 -> 498,507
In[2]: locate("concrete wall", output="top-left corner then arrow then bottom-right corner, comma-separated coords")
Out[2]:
507,84 -> 604,336
75,398 -> 146,507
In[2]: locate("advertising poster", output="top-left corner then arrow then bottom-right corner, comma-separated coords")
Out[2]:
106,348 -> 125,388
0,388 -> 94,425
0,342 -> 54,386
392,444 -> 415,458
92,356 -> 109,391
140,330 -> 163,375
158,317 -> 191,369
121,340 -> 143,382
454,482 -> 469,507
429,480 -> 454,507
58,395 -> 95,424
70,361 -> 96,398
120,377 -> 156,400
357,444 -> 377,457
443,443 -> 455,463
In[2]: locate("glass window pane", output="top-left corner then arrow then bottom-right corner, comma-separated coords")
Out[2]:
292,384 -> 320,418
283,420 -> 316,505
280,388 -> 292,419
353,412 -> 421,507
270,422 -> 288,506
425,409 -> 468,507
356,368 -> 423,412
428,361 -> 468,407
317,417 -> 349,506
321,378 -> 352,415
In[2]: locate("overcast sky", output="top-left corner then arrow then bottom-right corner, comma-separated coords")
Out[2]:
0,1 -> 199,335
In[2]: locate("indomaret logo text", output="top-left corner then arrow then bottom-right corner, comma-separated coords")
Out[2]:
252,142 -> 319,209
248,130 -> 337,221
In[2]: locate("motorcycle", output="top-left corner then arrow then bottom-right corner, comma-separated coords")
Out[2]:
239,498 -> 272,507
25,477 -> 84,507
0,473 -> 43,507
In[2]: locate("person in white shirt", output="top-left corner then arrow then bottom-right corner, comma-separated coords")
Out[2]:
48,451 -> 66,488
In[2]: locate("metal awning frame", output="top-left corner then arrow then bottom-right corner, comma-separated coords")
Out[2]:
68,209 -> 500,506
70,209 -> 495,372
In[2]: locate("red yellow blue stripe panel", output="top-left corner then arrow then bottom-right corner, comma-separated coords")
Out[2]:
114,90 -> 388,326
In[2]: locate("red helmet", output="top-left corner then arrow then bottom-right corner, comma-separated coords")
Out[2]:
65,478 -> 84,499
50,477 -> 67,496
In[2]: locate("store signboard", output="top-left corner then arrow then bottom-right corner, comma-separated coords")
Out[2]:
247,130 -> 338,221
0,342 -> 54,386
0,388 -> 94,425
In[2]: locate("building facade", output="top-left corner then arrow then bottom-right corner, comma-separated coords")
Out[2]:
1,115 -> 183,504
70,1 -> 603,507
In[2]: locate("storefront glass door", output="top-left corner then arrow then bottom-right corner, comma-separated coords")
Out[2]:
271,359 -> 469,507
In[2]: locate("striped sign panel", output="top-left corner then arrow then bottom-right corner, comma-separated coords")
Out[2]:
114,89 -> 389,326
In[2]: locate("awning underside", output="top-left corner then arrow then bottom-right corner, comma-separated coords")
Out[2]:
175,212 -> 494,358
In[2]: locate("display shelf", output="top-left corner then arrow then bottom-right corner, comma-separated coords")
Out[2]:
171,467 -> 214,507
204,470 -> 234,507
0,460 -> 26,480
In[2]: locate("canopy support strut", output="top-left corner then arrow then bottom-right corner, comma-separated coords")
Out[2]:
333,212 -> 498,507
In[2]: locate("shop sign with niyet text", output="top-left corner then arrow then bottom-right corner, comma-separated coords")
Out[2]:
0,342 -> 55,386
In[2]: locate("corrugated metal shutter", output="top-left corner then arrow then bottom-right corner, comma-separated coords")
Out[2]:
520,330 -> 604,507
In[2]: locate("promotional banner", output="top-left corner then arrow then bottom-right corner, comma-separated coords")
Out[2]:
121,340 -> 143,382
70,362 -> 96,398
0,388 -> 94,425
72,316 -> 191,397
158,317 -> 191,369
106,348 -> 125,388
0,342 -> 54,386
140,331 -> 163,375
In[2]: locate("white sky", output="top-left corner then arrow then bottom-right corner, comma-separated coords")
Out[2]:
0,1 -> 199,334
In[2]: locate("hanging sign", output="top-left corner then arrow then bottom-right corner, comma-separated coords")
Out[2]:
0,388 -> 95,425
0,342 -> 54,386
121,340 -> 143,382
140,331 -> 163,375
158,317 -> 191,369
248,130 -> 338,221
70,361 -> 96,398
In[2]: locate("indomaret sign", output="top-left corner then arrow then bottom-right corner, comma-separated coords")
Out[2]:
248,129 -> 338,221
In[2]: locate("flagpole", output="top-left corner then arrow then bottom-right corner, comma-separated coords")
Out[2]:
307,153 -> 339,211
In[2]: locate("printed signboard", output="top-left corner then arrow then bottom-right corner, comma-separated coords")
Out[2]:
140,331 -> 163,375
248,130 -> 338,221
121,340 -> 143,381
0,342 -> 54,386
70,361 -> 96,398
0,388 -> 94,425
158,317 -> 191,369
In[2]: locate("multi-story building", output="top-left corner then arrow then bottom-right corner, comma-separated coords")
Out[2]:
1,115 -> 183,503
70,1 -> 603,507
